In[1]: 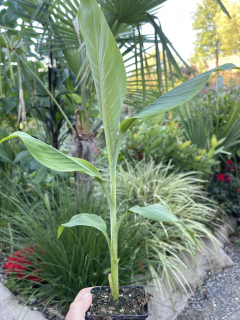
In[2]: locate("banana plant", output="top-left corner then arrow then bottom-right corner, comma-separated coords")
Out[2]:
0,0 -> 239,301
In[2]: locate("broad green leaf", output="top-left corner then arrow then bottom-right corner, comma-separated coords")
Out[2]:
0,132 -> 102,180
58,213 -> 110,247
129,204 -> 197,247
2,97 -> 17,114
120,64 -> 240,134
77,0 -> 127,165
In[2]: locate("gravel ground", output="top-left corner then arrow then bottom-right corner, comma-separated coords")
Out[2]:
177,239 -> 240,320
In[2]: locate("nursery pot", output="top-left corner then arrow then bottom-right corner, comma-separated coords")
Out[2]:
85,286 -> 149,320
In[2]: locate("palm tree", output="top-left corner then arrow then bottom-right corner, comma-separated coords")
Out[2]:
0,0 -> 231,154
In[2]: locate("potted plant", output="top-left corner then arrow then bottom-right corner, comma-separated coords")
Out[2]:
0,0 -> 238,318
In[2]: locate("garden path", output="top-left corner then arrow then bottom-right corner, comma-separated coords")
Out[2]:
176,241 -> 240,320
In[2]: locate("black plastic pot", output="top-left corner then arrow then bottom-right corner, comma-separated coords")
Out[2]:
85,286 -> 148,320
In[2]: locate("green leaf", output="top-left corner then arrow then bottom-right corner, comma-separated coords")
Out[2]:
120,64 -> 239,134
58,213 -> 110,247
77,0 -> 127,165
128,204 -> 197,247
211,135 -> 218,148
31,1 -> 44,21
0,145 -> 10,163
0,132 -> 102,180
0,128 -> 8,140
14,150 -> 31,163
149,136 -> 162,150
2,144 -> 14,162
179,140 -> 191,151
35,166 -> 48,184
208,148 -> 215,158
70,93 -> 81,104
2,97 -> 17,114
217,0 -> 231,19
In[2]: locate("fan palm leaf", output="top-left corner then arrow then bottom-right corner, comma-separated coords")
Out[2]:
1,0 -> 193,102
1,0 -> 231,113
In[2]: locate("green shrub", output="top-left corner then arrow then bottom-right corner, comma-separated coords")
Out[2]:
178,89 -> 240,154
114,160 -> 222,302
208,169 -> 240,218
0,161 -> 224,311
116,159 -> 220,232
0,180 -> 149,312
114,115 -> 218,175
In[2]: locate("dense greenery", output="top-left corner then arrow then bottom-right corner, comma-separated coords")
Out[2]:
0,179 -> 150,310
209,159 -> 240,218
1,0 -> 237,303
0,0 -> 239,317
0,163 -> 220,311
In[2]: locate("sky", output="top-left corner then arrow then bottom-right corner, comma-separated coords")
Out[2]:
143,0 -> 202,63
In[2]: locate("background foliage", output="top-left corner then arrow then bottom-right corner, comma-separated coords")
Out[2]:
0,0 -> 240,316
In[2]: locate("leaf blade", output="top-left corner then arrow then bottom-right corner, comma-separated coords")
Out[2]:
120,64 -> 239,134
129,204 -> 197,247
77,0 -> 127,165
58,213 -> 110,247
217,0 -> 231,19
0,132 -> 102,180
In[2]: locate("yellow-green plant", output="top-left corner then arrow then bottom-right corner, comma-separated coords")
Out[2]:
0,0 -> 239,301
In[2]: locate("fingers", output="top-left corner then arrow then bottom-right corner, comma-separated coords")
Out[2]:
66,288 -> 93,320
74,287 -> 94,302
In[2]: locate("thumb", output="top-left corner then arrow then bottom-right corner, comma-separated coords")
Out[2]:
66,292 -> 92,320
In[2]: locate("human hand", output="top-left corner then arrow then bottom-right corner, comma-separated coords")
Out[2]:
66,287 -> 93,320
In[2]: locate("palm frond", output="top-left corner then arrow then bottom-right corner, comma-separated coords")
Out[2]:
1,0 -> 193,106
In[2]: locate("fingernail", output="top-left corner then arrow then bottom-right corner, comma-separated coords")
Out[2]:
82,293 -> 90,299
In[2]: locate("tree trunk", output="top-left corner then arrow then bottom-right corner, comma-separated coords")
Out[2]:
215,39 -> 220,67
70,131 -> 97,183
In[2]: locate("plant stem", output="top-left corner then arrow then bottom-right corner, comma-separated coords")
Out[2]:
108,132 -> 131,300
109,159 -> 119,300
110,221 -> 119,300
234,153 -> 239,179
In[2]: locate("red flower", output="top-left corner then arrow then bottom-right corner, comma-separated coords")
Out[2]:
224,175 -> 231,182
226,160 -> 233,164
5,246 -> 42,282
237,189 -> 240,193
29,268 -> 41,282
218,174 -> 231,183
218,174 -> 225,181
